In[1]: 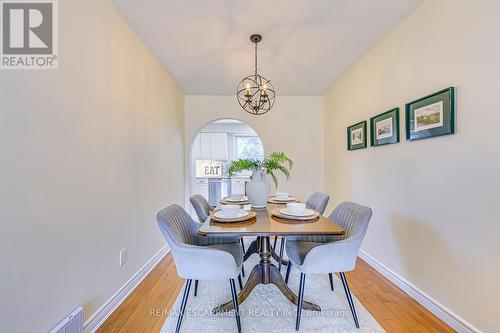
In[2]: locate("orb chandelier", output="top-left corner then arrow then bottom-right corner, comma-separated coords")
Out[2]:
236,34 -> 276,115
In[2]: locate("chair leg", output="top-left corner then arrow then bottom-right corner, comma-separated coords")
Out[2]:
240,237 -> 246,252
176,279 -> 192,333
238,274 -> 243,290
278,237 -> 285,272
328,273 -> 334,291
296,273 -> 306,331
194,280 -> 199,296
340,272 -> 359,328
230,279 -> 242,333
240,238 -> 246,277
285,261 -> 292,284
273,236 -> 278,248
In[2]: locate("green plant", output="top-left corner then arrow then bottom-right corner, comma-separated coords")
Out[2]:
228,152 -> 293,188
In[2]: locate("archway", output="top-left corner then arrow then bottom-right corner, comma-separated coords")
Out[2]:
188,119 -> 264,214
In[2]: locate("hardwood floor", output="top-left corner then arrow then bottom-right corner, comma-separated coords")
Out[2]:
97,253 -> 455,333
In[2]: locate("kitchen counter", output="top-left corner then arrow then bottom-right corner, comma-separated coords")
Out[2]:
195,176 -> 250,179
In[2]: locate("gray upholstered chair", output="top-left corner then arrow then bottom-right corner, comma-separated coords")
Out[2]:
157,204 -> 243,333
305,192 -> 330,215
190,194 -> 246,276
284,201 -> 372,330
274,192 -> 330,271
190,194 -> 211,223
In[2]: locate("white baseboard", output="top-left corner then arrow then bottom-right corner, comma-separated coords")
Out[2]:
83,245 -> 170,333
358,250 -> 480,333
80,245 -> 479,332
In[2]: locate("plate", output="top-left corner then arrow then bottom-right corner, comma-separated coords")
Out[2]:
280,208 -> 315,217
271,209 -> 320,222
213,210 -> 249,219
271,196 -> 296,202
225,196 -> 249,202
220,199 -> 251,205
210,210 -> 257,224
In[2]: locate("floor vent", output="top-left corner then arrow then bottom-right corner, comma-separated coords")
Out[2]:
49,306 -> 84,333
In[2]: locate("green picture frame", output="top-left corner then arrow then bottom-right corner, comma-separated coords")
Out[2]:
370,108 -> 400,147
347,121 -> 367,151
406,87 -> 455,141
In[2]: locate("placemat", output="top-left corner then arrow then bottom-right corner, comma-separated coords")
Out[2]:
271,208 -> 320,222
209,210 -> 257,223
210,216 -> 257,227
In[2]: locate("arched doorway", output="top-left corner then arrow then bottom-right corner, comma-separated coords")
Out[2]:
189,119 -> 264,213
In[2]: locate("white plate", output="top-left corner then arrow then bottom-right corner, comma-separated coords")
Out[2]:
213,210 -> 249,219
272,196 -> 295,202
225,196 -> 249,202
280,208 -> 315,217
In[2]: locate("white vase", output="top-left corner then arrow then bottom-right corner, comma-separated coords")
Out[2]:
246,169 -> 271,208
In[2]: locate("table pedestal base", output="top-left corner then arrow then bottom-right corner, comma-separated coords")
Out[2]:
243,239 -> 289,266
213,236 -> 321,314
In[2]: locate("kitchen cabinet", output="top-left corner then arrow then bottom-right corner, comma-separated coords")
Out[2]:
197,132 -> 228,160
193,178 -> 209,200
210,133 -> 228,160
199,133 -> 212,160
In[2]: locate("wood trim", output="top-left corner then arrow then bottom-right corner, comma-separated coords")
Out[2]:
84,245 -> 170,333
96,251 -> 458,333
359,249 -> 480,333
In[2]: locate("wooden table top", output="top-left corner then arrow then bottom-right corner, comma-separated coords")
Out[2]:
198,204 -> 344,237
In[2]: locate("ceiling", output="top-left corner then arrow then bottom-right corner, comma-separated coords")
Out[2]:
113,0 -> 422,95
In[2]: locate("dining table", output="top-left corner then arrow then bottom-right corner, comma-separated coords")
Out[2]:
198,202 -> 345,313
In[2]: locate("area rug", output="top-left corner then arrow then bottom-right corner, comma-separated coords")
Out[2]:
161,239 -> 385,333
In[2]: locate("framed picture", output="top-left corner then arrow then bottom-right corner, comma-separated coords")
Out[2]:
347,121 -> 367,150
370,108 -> 400,146
405,87 -> 455,141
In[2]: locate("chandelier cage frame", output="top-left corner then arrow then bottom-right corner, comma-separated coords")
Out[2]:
236,34 -> 276,115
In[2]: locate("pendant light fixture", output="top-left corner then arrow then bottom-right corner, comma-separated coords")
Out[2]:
236,34 -> 276,115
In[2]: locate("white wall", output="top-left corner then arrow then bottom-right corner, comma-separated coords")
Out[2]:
185,95 -> 324,206
323,1 -> 500,332
200,122 -> 256,135
0,1 -> 185,332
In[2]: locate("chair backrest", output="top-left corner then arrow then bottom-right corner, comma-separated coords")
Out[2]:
157,204 -> 200,251
301,201 -> 372,273
305,192 -> 330,215
190,194 -> 211,223
157,204 -> 243,280
328,201 -> 372,243
157,204 -> 240,280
